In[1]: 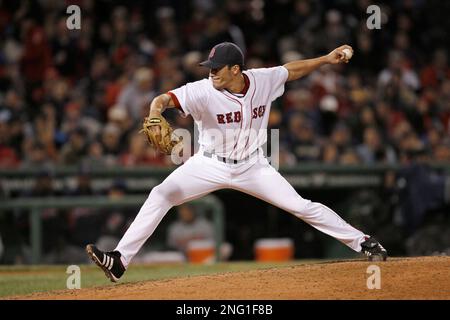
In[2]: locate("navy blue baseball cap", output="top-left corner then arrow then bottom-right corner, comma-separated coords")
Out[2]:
199,42 -> 244,69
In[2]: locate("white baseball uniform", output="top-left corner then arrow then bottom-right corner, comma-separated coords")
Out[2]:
115,66 -> 367,267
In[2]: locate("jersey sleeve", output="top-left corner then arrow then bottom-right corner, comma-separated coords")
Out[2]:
168,79 -> 209,120
250,66 -> 289,101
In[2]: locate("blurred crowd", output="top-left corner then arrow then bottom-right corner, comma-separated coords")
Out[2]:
0,0 -> 448,170
0,0 -> 449,263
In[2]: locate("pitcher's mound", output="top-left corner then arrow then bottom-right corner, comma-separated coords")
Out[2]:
18,256 -> 450,299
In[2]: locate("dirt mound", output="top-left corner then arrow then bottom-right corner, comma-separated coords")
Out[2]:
11,256 -> 450,300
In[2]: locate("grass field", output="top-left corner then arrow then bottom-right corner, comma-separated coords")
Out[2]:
0,260 -> 314,298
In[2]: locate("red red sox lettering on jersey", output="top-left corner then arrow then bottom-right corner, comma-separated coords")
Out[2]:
216,105 -> 266,124
168,66 -> 288,160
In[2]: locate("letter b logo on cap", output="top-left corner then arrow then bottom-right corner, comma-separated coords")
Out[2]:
209,48 -> 216,59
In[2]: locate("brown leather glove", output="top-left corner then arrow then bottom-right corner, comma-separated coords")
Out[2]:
140,115 -> 181,155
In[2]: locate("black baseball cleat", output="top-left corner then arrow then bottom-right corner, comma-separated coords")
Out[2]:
360,236 -> 388,261
86,244 -> 125,282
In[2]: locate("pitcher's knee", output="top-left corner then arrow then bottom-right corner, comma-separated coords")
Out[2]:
284,196 -> 311,214
296,201 -> 329,220
149,183 -> 183,206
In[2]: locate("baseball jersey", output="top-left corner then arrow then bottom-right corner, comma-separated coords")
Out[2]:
168,66 -> 289,160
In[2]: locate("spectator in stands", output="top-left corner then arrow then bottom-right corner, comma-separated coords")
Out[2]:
285,113 -> 321,163
182,51 -> 209,83
351,106 -> 380,142
120,129 -> 166,167
60,127 -> 88,165
378,50 -> 421,92
315,9 -> 350,53
433,141 -> 450,163
100,123 -> 123,166
321,142 -> 339,164
20,16 -> 52,97
1,90 -> 26,152
356,126 -> 397,164
20,141 -> 53,170
318,94 -> 339,136
166,204 -> 214,254
330,122 -> 353,154
339,148 -> 361,165
420,49 -> 450,88
31,107 -> 58,164
0,109 -> 20,168
198,12 -> 246,53
107,105 -> 134,148
51,17 -> 78,78
117,67 -> 156,123
60,100 -> 102,143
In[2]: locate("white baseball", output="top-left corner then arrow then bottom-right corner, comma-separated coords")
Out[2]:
343,48 -> 353,60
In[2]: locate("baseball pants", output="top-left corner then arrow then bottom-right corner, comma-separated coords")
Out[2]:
115,150 -> 366,267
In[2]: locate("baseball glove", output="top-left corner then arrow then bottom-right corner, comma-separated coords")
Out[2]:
140,115 -> 181,155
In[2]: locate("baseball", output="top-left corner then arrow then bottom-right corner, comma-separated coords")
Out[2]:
343,48 -> 353,60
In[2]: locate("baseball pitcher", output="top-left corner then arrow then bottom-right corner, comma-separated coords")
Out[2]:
87,42 -> 387,282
